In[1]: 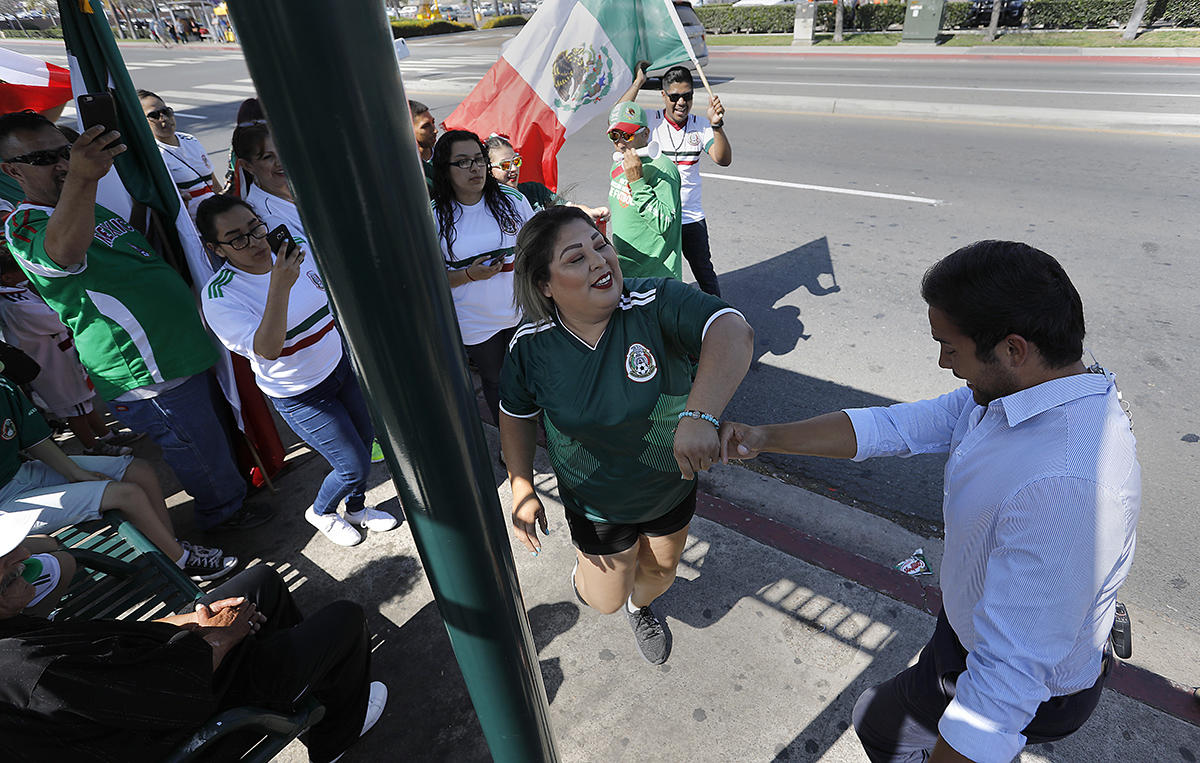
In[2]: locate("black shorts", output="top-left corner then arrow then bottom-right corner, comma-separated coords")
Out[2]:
564,483 -> 697,557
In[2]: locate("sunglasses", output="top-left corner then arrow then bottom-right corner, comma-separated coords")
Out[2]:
495,156 -> 522,172
3,144 -> 71,166
608,128 -> 640,142
144,107 -> 174,120
666,92 -> 694,103
450,156 -> 489,170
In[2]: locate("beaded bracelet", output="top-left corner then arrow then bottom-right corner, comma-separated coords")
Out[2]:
678,410 -> 720,429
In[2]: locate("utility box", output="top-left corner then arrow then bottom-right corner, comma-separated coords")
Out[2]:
792,0 -> 817,46
901,0 -> 946,43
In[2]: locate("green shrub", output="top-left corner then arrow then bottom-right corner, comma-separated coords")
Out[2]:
1024,0 -> 1199,27
943,1 -> 977,27
696,3 -> 796,33
482,14 -> 528,29
390,19 -> 474,38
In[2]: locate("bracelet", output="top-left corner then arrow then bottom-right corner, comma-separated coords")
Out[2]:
711,121 -> 724,129
465,267 -> 476,281
678,409 -> 719,429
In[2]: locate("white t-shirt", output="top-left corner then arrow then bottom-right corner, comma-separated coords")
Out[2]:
155,132 -> 217,219
647,110 -> 715,224
436,186 -> 534,345
244,182 -> 311,255
201,260 -> 343,398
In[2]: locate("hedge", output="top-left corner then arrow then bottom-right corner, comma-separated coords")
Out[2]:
482,14 -> 528,28
390,19 -> 474,38
1025,0 -> 1200,27
698,0 -> 1200,32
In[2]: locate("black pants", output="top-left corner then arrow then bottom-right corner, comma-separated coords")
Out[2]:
201,566 -> 372,763
681,219 -> 720,296
465,325 -> 516,426
852,609 -> 1107,763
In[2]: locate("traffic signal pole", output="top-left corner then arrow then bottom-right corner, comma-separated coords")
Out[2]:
225,2 -> 558,760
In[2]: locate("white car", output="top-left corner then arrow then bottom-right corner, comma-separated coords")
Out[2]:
648,1 -> 709,76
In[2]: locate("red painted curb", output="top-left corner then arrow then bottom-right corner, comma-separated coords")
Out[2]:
695,491 -> 1200,728
710,49 -> 1200,65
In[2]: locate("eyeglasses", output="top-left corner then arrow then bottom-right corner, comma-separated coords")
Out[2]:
213,220 -> 268,250
666,91 -> 694,103
608,128 -> 640,142
3,144 -> 70,166
144,107 -> 174,120
450,156 -> 489,170
495,156 -> 522,172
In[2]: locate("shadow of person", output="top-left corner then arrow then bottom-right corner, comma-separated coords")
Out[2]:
528,601 -> 581,704
719,237 -> 840,365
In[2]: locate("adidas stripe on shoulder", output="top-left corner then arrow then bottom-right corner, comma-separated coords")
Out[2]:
508,319 -> 554,350
206,268 -> 236,299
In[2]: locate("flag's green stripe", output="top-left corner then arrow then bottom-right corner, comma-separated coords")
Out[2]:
578,0 -> 691,70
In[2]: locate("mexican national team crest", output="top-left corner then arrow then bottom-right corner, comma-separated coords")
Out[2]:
625,343 -> 657,383
1,418 -> 14,440
552,43 -> 613,113
688,133 -> 701,147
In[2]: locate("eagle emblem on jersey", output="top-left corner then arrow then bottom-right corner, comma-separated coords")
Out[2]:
552,44 -> 613,113
625,343 -> 657,383
688,133 -> 701,146
1,418 -> 14,440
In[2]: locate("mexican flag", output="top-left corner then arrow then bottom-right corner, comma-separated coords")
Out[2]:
0,48 -> 73,114
444,0 -> 696,192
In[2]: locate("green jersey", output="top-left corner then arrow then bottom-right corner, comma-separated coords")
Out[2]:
500,277 -> 741,524
607,154 -> 683,281
5,202 -> 218,401
0,377 -> 51,485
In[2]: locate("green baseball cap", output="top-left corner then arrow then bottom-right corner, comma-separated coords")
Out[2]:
608,101 -> 647,134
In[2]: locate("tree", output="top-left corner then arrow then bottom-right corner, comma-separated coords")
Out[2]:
834,0 -> 844,42
1123,0 -> 1149,40
986,0 -> 1003,41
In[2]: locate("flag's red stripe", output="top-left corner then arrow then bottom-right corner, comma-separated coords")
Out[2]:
443,57 -> 566,193
0,62 -> 72,113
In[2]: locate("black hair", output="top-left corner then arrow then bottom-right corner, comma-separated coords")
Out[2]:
662,66 -> 694,90
0,111 -> 56,158
136,89 -> 162,102
408,99 -> 429,118
430,129 -> 522,261
921,240 -> 1085,368
195,194 -> 256,244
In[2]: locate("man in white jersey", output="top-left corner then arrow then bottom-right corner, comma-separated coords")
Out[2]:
618,63 -> 731,296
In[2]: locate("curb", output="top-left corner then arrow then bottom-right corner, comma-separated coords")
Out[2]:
694,491 -> 1200,729
710,47 -> 1200,64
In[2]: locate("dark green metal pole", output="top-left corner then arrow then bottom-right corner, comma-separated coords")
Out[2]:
225,2 -> 557,760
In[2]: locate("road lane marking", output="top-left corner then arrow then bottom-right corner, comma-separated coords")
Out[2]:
196,83 -> 258,93
731,79 -> 1200,99
700,172 -> 943,206
158,90 -> 238,103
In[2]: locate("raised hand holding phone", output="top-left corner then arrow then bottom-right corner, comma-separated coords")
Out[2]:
267,224 -> 302,290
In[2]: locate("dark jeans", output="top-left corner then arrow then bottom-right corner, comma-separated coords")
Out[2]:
681,219 -> 720,296
465,326 -> 516,426
110,373 -> 246,529
852,610 -> 1107,763
202,566 -> 372,763
270,355 -> 374,516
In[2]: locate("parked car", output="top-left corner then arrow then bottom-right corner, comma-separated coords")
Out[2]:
648,0 -> 709,76
969,0 -> 1025,26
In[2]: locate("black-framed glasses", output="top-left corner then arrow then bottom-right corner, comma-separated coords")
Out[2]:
145,107 -> 174,120
3,144 -> 71,166
666,92 -> 694,103
450,156 -> 489,170
214,221 -> 268,250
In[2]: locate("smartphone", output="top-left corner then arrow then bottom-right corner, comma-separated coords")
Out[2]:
76,92 -> 121,149
266,224 -> 297,256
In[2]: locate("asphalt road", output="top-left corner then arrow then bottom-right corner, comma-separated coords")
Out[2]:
2,32 -> 1197,644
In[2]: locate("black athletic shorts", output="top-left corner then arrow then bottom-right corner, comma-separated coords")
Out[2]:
564,482 -> 697,556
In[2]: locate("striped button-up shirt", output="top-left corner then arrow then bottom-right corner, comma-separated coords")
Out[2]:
845,373 -> 1140,763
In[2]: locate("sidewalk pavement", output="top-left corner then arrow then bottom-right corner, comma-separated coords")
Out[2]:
138,414 -> 1200,762
711,45 -> 1200,61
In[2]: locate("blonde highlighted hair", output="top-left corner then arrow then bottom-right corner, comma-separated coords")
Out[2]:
513,206 -> 601,323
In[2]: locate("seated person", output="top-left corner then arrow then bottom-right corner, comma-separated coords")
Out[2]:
0,374 -> 236,581
0,509 -> 388,763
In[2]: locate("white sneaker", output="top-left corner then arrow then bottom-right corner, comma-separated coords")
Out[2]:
344,505 -> 399,533
305,506 -> 362,547
331,681 -> 387,762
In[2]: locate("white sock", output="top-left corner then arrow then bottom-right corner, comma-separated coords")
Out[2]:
626,595 -> 640,614
174,548 -> 190,568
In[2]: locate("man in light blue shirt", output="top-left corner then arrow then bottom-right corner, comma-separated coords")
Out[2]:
719,241 -> 1140,763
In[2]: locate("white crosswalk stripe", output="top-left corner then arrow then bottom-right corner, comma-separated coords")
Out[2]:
158,89 -> 239,103
195,83 -> 258,94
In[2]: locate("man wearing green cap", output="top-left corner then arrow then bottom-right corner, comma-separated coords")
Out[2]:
606,101 -> 683,281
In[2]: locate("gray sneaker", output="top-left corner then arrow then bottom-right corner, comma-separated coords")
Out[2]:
626,603 -> 671,664
82,440 -> 133,457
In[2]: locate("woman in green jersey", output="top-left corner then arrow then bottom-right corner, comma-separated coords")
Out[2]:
500,206 -> 753,665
